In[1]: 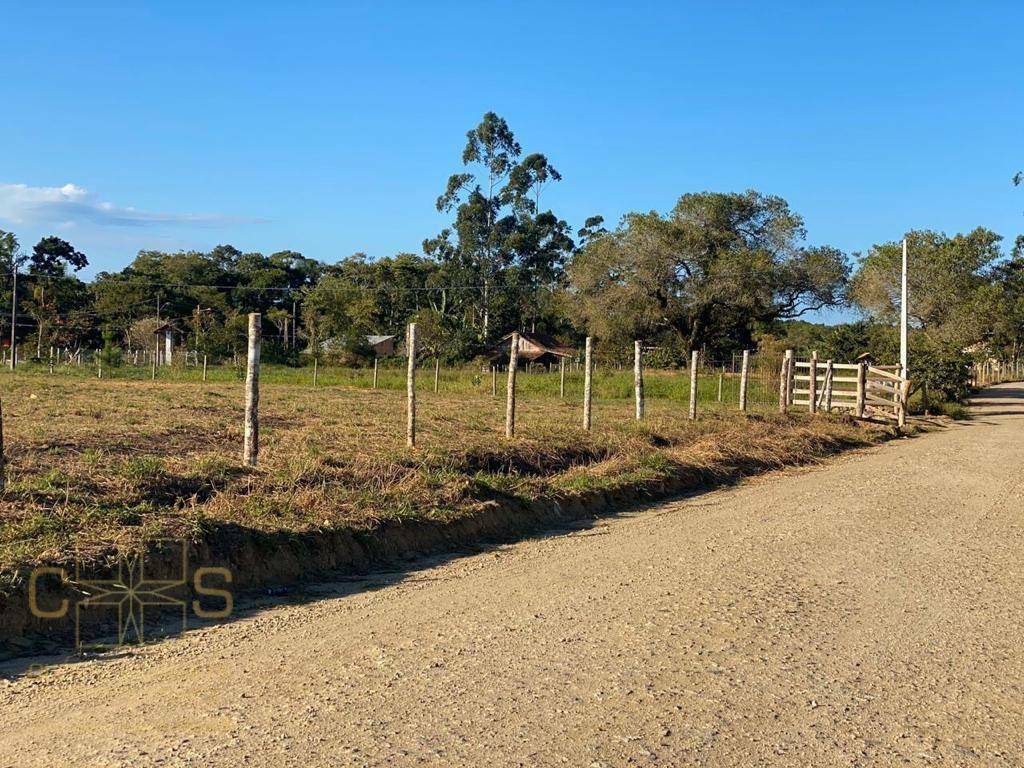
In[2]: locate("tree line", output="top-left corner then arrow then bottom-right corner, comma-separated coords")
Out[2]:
0,112 -> 1022,401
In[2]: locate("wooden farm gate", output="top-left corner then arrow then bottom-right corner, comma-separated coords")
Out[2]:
787,357 -> 909,426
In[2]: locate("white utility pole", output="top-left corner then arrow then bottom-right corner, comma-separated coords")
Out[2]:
8,263 -> 16,371
900,237 -> 909,378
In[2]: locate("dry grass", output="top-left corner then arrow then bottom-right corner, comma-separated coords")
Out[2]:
0,369 -> 888,587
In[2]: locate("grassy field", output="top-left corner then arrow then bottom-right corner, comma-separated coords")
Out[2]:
0,363 -> 885,587
11,357 -> 785,407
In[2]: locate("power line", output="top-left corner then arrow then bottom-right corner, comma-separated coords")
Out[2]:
88,280 -> 560,294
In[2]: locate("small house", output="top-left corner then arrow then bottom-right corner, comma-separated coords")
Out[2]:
366,334 -> 397,357
153,321 -> 182,366
490,332 -> 575,370
310,334 -> 397,357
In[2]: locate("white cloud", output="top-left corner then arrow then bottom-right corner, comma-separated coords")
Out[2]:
0,182 -> 259,227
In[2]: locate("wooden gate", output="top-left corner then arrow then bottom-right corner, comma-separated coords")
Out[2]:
863,365 -> 909,424
788,357 -> 909,425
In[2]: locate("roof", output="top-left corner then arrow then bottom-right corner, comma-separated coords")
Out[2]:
309,335 -> 396,353
495,331 -> 575,359
153,321 -> 181,334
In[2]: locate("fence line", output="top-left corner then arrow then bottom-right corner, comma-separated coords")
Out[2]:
26,336 -> 1024,465
971,359 -> 1022,387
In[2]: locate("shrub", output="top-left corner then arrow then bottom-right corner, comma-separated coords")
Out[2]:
911,340 -> 971,403
98,330 -> 123,368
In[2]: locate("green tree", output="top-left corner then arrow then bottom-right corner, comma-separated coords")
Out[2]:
850,228 -> 1006,403
569,190 -> 849,356
0,231 -> 21,349
849,228 -> 1002,344
977,237 -> 1024,360
29,236 -> 87,276
26,236 -> 89,357
428,112 -> 574,345
301,272 -> 364,360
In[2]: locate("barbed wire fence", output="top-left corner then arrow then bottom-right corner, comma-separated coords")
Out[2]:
10,315 -> 1024,466
0,332 -> 806,409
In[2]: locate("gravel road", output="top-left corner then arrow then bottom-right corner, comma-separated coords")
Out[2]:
3,385 -> 1024,767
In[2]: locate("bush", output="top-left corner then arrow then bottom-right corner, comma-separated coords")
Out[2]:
911,340 -> 971,403
98,331 -> 123,368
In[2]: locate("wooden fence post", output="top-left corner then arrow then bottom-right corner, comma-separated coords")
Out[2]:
779,351 -> 789,413
202,354 -> 208,382
242,312 -> 261,467
373,357 -> 379,389
491,365 -> 497,397
634,340 -> 644,421
786,349 -> 795,407
688,350 -> 699,420
808,351 -> 818,414
896,364 -> 908,428
855,361 -> 866,418
313,357 -> 319,387
582,336 -> 593,431
824,359 -> 834,412
717,372 -> 723,402
406,323 -> 416,448
559,358 -> 565,400
506,332 -> 519,438
823,360 -> 831,411
739,349 -> 750,412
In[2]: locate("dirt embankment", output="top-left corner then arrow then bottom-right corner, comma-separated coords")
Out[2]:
1,413 -> 893,655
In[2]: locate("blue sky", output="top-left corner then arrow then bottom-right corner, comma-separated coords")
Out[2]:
1,2 -> 1021,323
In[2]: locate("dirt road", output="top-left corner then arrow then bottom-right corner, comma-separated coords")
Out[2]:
3,385 -> 1024,767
